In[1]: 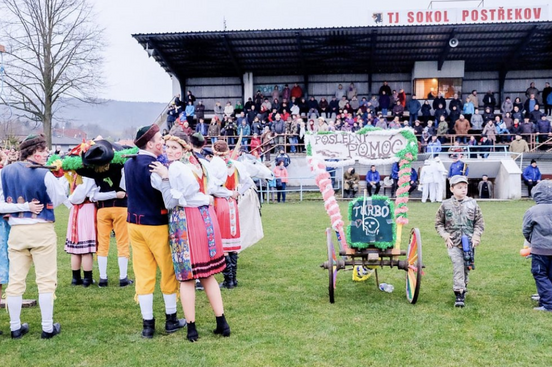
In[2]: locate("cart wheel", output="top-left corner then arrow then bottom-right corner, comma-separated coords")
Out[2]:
326,229 -> 338,304
406,228 -> 423,304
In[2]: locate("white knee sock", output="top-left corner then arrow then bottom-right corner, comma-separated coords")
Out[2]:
118,257 -> 128,280
7,296 -> 22,331
98,256 -> 108,279
39,293 -> 54,333
163,293 -> 177,315
138,294 -> 154,320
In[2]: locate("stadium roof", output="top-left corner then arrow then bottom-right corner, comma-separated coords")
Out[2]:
133,22 -> 552,80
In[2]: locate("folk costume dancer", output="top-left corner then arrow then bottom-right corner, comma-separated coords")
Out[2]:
0,181 -> 44,336
124,125 -> 185,338
210,141 -> 252,289
1,134 -> 68,339
78,140 -> 132,287
65,171 -> 97,287
150,132 -> 230,342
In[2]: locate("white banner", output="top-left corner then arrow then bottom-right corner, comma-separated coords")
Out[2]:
370,5 -> 549,26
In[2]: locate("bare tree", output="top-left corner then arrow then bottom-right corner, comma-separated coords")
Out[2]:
0,0 -> 104,148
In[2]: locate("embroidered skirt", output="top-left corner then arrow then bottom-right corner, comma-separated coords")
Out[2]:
0,219 -> 10,284
65,203 -> 97,255
214,197 -> 242,252
169,205 -> 225,281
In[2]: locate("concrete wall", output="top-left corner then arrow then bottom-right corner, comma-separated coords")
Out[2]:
496,159 -> 522,199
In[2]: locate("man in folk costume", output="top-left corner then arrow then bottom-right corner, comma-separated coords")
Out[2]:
1,134 -> 68,339
124,125 -> 185,338
77,140 -> 132,287
210,141 -> 252,289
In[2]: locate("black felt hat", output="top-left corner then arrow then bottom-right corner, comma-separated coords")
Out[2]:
82,140 -> 114,166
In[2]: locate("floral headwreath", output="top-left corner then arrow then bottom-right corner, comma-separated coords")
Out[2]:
164,135 -> 192,152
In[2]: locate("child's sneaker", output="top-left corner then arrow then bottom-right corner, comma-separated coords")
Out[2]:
454,291 -> 465,308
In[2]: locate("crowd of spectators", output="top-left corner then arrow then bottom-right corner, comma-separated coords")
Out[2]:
166,81 -> 552,161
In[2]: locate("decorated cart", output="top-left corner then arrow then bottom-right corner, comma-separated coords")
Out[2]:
306,127 -> 423,304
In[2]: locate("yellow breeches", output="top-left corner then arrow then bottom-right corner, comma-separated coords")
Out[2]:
97,207 -> 130,258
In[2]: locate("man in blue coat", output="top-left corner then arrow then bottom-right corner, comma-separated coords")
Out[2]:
366,165 -> 381,196
523,159 -> 542,197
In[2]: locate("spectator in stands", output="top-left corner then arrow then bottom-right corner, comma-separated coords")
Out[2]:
392,100 -> 404,119
449,141 -> 464,158
261,98 -> 272,115
407,95 -> 421,125
291,83 -> 303,100
495,115 -> 510,143
250,116 -> 263,136
272,98 -> 281,113
347,83 -> 357,100
388,116 -> 401,129
413,120 -> 423,138
390,162 -> 400,197
319,98 -> 329,118
427,135 -> 442,157
185,90 -> 196,105
272,114 -> 286,151
467,135 -> 478,158
224,118 -> 237,148
421,127 -> 431,151
224,101 -> 234,118
249,134 -> 261,159
379,91 -> 391,117
350,96 -> 360,111
434,103 -> 448,124
529,104 -> 545,123
195,118 -> 208,137
503,111 -> 514,131
433,93 -> 446,111
281,84 -> 291,101
510,119 -> 523,137
246,105 -> 257,123
261,126 -> 275,162
512,105 -> 524,122
449,154 -> 469,177
317,116 -> 329,132
365,165 -> 381,196
391,90 -> 399,106
307,96 -> 319,119
421,100 -> 432,124
290,102 -> 300,116
208,117 -> 221,144
437,116 -> 448,142
254,90 -> 264,107
335,84 -> 345,100
513,97 -> 523,112
483,90 -> 496,111
338,96 -> 348,110
343,168 -> 359,198
536,114 -> 551,148
237,119 -> 251,151
468,90 -> 479,110
167,103 -> 178,131
479,134 -> 493,158
173,93 -> 182,108
482,107 -> 495,126
179,120 -> 193,136
427,120 -> 437,136
407,166 -> 419,195
273,161 -> 288,203
478,175 -> 493,198
271,86 -> 280,101
509,134 -> 529,157
449,105 -> 461,128
543,82 -> 552,116
328,97 -> 339,120
523,159 -> 541,197
501,96 -> 513,115
524,94 -> 539,117
275,149 -> 291,168
526,82 -> 539,98
214,102 -> 224,121
427,88 -> 437,100
244,97 -> 254,112
398,89 -> 406,108
463,97 -> 474,122
379,81 -> 392,96
287,118 -> 299,153
468,108 -> 481,132
195,100 -> 205,121
449,93 -> 462,112
521,117 -> 536,141
369,95 -> 379,112
375,114 -> 388,129
482,119 -> 497,148
454,114 -> 470,144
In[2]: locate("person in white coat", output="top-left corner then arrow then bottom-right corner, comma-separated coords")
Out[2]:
420,160 -> 436,203
432,157 -> 448,202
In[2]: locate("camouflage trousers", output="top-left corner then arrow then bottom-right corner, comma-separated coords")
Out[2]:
448,246 -> 469,293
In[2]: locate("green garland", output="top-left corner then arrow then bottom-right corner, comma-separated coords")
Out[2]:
47,147 -> 138,170
346,195 -> 396,250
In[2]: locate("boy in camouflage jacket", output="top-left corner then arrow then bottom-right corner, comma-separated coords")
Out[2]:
435,175 -> 485,307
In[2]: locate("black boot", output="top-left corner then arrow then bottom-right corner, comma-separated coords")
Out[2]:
41,322 -> 61,339
71,270 -> 83,286
213,314 -> 231,337
454,291 -> 465,308
165,313 -> 186,333
83,270 -> 94,288
343,189 -> 350,198
219,255 -> 234,289
187,321 -> 198,342
230,252 -> 239,288
142,318 -> 155,339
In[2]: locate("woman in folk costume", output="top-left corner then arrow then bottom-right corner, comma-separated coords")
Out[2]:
209,140 -> 252,289
150,132 -> 230,342
64,143 -> 98,287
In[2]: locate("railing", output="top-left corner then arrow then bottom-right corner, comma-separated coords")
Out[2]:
256,174 -> 340,204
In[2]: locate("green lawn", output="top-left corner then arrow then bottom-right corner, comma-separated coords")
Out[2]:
2,199 -> 549,367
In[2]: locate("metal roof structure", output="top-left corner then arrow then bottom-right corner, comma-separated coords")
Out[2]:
133,22 -> 552,80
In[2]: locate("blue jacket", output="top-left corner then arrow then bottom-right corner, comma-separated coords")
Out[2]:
195,122 -> 208,136
391,162 -> 399,180
237,124 -> 251,137
410,167 -> 418,182
523,165 -> 541,182
407,99 -> 421,114
449,160 -> 469,177
427,140 -> 442,154
185,105 -> 195,117
366,170 -> 380,183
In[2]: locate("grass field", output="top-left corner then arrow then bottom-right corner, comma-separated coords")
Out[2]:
1,199 -> 550,366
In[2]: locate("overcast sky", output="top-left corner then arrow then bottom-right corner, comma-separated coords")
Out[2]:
93,0 -> 548,103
